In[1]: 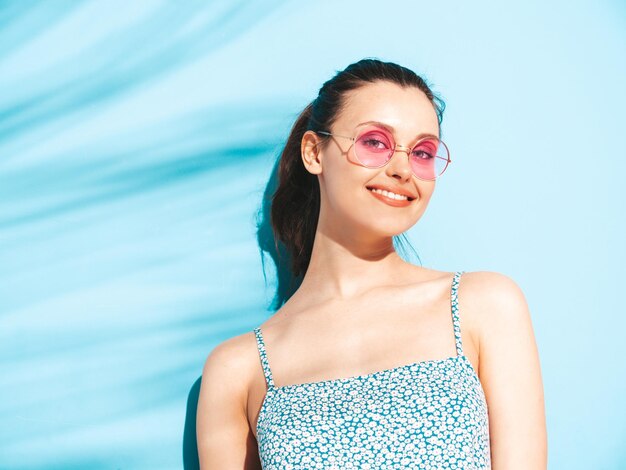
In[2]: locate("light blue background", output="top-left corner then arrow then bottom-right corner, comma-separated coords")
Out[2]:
1,1 -> 624,469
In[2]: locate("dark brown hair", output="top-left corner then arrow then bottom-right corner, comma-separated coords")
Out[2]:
266,58 -> 445,305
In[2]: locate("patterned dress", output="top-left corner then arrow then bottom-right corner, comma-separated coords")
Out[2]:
253,270 -> 491,469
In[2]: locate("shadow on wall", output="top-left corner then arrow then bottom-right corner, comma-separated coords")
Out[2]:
183,377 -> 201,470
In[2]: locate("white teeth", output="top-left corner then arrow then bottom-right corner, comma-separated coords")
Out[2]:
369,188 -> 409,200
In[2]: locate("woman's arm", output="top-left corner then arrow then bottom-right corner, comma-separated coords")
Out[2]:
196,337 -> 262,470
465,271 -> 548,469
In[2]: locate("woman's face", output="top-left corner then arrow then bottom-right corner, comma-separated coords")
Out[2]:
302,80 -> 441,240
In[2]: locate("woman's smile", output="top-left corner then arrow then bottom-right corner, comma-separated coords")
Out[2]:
367,186 -> 415,207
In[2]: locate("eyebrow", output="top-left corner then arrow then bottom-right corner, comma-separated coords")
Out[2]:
356,120 -> 439,140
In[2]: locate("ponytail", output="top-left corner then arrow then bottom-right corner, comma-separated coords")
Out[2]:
270,103 -> 320,281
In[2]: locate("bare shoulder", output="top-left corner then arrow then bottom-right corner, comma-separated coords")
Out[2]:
200,331 -> 259,399
458,271 -> 547,467
197,331 -> 262,468
457,270 -> 531,337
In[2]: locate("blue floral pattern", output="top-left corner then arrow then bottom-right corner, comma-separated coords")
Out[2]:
254,271 -> 491,469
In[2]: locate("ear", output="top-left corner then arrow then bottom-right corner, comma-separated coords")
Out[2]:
301,130 -> 324,175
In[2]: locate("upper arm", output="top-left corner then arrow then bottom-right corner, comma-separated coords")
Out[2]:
465,271 -> 548,470
196,336 -> 261,470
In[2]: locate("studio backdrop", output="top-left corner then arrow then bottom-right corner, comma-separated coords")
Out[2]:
0,1 -> 624,469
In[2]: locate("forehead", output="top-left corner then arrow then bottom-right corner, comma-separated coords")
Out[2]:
336,81 -> 439,137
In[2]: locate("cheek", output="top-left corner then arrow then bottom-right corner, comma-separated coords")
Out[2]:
324,171 -> 366,204
321,168 -> 373,215
416,181 -> 436,201
322,150 -> 369,192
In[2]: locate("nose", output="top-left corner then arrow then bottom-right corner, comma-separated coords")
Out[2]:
385,145 -> 414,179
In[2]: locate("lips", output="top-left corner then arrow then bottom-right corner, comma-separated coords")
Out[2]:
366,185 -> 416,201
367,187 -> 414,207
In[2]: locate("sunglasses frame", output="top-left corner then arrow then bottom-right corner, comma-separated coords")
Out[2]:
315,129 -> 451,181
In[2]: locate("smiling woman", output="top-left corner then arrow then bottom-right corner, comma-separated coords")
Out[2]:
196,58 -> 547,469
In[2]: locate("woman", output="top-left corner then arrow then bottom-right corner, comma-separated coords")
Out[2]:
196,58 -> 547,469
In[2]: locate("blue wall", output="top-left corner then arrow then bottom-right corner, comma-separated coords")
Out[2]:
1,1 -> 624,468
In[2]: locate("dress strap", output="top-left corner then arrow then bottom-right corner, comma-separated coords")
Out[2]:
450,270 -> 466,357
253,327 -> 275,389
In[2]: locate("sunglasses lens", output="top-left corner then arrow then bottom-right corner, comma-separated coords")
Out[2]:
354,130 -> 393,167
409,139 -> 450,180
353,129 -> 450,180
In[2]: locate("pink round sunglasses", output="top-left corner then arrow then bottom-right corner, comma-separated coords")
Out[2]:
315,126 -> 451,181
